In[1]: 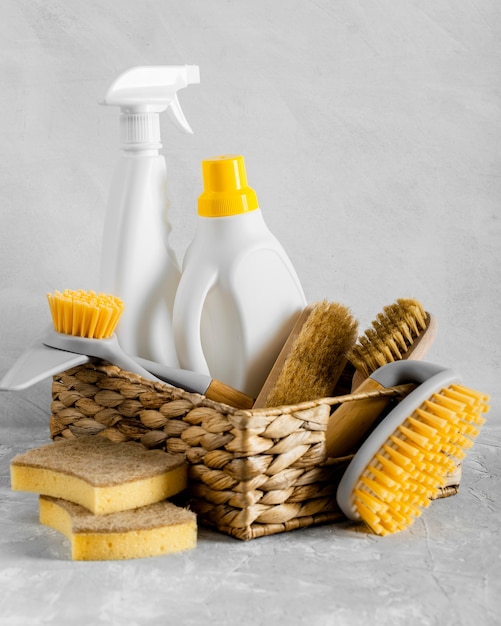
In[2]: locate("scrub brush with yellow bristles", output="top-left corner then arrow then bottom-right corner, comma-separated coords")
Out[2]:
44,289 -> 254,409
349,298 -> 438,390
253,301 -> 359,408
335,360 -> 489,536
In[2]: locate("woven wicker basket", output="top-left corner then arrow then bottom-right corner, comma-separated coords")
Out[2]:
49,360 -> 461,540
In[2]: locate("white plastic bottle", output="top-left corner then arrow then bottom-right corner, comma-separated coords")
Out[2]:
99,65 -> 199,367
173,154 -> 307,397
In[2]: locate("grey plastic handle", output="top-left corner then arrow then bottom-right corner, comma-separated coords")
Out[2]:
42,330 -> 213,394
371,360 -> 448,388
134,356 -> 211,394
43,330 -> 163,382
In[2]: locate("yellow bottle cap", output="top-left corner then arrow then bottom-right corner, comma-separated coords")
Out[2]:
198,154 -> 259,217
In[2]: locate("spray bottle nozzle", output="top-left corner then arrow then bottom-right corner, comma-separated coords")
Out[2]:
101,65 -> 200,136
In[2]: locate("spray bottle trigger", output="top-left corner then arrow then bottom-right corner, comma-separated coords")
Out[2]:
167,93 -> 194,134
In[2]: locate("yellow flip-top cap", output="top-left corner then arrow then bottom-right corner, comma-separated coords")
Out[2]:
198,154 -> 259,217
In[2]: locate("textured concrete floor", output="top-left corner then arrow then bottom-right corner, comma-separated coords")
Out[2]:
0,384 -> 499,626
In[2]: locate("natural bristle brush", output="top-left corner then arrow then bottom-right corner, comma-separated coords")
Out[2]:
253,301 -> 358,408
335,361 -> 489,536
43,290 -> 254,409
349,298 -> 438,391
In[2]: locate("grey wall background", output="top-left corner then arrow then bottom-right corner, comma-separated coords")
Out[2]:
1,0 -> 499,417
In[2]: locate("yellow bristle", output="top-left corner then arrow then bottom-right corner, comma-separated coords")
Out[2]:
432,394 -> 464,415
462,423 -> 481,438
407,416 -> 442,442
397,425 -> 433,451
389,435 -> 424,460
378,511 -> 403,533
47,293 -> 56,328
451,384 -> 490,407
442,386 -> 477,407
87,303 -> 101,338
62,294 -> 73,334
405,479 -> 429,497
375,453 -> 407,480
360,476 -> 396,502
452,433 -> 475,450
350,382 -> 489,536
382,445 -> 414,470
418,403 -> 453,429
356,502 -> 383,530
354,488 -> 387,514
47,290 -> 124,339
389,498 -> 422,520
72,298 -> 83,335
404,466 -> 428,488
367,465 -> 399,490
441,443 -> 467,460
471,413 -> 487,427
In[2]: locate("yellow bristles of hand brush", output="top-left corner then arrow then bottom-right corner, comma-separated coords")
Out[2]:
47,290 -> 124,339
336,362 -> 490,536
349,298 -> 438,390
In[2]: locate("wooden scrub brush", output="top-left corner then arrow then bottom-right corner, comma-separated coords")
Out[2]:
349,298 -> 438,391
253,301 -> 359,408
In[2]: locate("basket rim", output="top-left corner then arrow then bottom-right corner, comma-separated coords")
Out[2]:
63,358 -> 415,416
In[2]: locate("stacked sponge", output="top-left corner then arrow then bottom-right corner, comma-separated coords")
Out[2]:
10,435 -> 197,560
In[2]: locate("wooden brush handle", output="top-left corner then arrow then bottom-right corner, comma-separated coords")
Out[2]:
351,370 -> 367,393
134,356 -> 253,409
326,378 -> 394,458
205,380 -> 254,410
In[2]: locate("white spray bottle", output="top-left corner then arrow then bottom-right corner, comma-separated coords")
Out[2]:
173,154 -> 307,397
100,65 -> 200,367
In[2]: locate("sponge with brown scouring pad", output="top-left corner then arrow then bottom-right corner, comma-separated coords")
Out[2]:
39,495 -> 197,560
11,436 -> 187,515
253,301 -> 359,408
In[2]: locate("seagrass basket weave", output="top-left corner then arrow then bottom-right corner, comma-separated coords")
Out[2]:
49,361 -> 461,540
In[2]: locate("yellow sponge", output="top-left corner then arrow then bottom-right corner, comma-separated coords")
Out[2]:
39,495 -> 197,561
11,436 -> 187,515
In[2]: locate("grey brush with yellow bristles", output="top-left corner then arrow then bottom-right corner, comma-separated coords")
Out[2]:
253,301 -> 359,408
42,290 -> 255,409
349,298 -> 437,391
